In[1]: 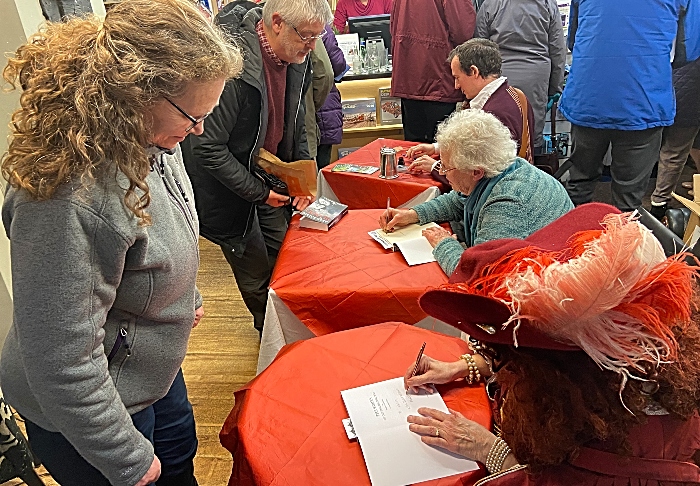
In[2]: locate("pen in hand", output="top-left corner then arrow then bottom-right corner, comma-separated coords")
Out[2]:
384,197 -> 392,232
410,342 -> 427,378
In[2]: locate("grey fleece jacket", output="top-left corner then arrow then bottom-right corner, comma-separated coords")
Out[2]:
1,146 -> 202,486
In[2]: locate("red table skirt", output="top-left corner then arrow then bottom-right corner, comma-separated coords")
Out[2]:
322,139 -> 449,209
221,323 -> 492,486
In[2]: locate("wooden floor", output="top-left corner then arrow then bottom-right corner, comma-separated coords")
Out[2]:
7,237 -> 260,486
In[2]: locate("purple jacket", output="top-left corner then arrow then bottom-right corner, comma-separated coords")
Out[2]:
316,25 -> 346,146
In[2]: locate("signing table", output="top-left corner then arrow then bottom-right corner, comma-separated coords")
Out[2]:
257,209 -> 458,373
222,323 -> 491,486
318,139 -> 449,209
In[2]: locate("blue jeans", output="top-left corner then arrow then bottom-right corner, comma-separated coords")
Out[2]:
24,369 -> 197,486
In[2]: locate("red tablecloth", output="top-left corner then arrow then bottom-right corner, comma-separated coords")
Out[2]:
270,209 -> 449,336
323,139 -> 449,209
221,323 -> 492,486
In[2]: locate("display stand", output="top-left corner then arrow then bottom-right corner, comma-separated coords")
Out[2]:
334,73 -> 403,163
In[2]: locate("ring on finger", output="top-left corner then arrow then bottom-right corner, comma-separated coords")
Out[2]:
434,427 -> 440,438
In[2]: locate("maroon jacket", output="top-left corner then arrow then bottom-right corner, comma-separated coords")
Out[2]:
390,0 -> 475,103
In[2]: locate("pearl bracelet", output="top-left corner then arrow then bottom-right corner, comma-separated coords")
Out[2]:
485,437 -> 511,475
459,354 -> 481,384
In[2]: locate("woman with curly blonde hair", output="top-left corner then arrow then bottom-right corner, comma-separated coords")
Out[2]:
0,0 -> 242,484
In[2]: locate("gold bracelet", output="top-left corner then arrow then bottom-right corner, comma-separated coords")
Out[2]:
459,354 -> 481,384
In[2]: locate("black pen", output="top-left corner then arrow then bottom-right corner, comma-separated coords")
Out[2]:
410,342 -> 427,378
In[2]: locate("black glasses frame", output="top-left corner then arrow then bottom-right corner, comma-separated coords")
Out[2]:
165,97 -> 210,132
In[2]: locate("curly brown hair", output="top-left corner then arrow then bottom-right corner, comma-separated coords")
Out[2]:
493,297 -> 700,472
2,0 -> 243,224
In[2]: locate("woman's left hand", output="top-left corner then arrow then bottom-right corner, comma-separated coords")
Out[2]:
407,407 -> 496,464
422,226 -> 455,248
193,306 -> 204,328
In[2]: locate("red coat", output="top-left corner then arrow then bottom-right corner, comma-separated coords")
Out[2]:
478,412 -> 700,485
390,0 -> 475,103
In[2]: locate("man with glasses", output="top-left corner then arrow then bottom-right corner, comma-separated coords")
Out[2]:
183,0 -> 333,335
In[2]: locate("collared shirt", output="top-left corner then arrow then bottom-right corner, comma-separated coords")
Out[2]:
469,76 -> 507,110
256,20 -> 288,67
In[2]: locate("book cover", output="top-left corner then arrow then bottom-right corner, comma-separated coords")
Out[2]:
331,163 -> 379,174
299,197 -> 349,231
342,98 -> 377,129
378,87 -> 402,125
337,147 -> 361,159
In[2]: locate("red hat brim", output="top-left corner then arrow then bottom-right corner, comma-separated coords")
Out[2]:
419,291 -> 579,351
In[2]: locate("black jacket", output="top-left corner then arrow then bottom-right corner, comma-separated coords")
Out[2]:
183,5 -> 311,249
672,57 -> 700,128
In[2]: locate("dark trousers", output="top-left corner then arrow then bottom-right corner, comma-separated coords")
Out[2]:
316,143 -> 333,170
565,124 -> 664,212
24,369 -> 197,486
400,99 -> 456,143
221,204 -> 289,333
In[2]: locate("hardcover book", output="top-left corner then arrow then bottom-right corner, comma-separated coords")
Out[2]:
342,98 -> 377,129
299,197 -> 349,231
378,88 -> 402,125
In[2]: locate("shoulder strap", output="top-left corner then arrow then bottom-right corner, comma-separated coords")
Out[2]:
506,87 -> 533,163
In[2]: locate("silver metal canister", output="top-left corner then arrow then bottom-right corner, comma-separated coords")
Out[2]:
379,147 -> 398,179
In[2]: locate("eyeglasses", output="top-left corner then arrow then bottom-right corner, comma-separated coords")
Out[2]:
291,24 -> 326,44
165,97 -> 211,132
437,164 -> 458,175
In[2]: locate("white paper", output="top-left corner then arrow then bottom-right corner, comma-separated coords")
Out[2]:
373,222 -> 439,246
341,377 -> 479,486
396,238 -> 436,266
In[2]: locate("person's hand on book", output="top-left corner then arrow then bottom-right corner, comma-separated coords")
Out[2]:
407,408 -> 497,466
403,355 -> 464,394
422,226 -> 455,247
408,155 -> 438,174
406,143 -> 437,160
379,208 -> 419,232
266,190 -> 292,207
292,196 -> 313,211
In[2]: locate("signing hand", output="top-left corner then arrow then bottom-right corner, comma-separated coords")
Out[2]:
266,191 -> 291,207
379,208 -> 420,232
422,226 -> 455,248
292,195 -> 314,211
404,355 -> 464,394
135,455 -> 161,486
193,306 -> 204,328
407,408 -> 496,464
408,155 -> 438,174
406,143 -> 437,160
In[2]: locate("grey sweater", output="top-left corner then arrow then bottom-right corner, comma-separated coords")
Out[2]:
413,158 -> 573,275
1,146 -> 202,486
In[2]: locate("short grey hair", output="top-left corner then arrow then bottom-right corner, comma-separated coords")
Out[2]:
262,0 -> 333,28
436,109 -> 517,178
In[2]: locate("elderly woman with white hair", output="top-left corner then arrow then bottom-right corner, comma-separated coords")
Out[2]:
380,109 -> 572,276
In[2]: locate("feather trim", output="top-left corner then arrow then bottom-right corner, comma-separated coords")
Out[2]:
440,214 -> 697,378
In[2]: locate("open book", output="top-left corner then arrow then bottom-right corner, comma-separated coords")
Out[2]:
369,222 -> 439,266
341,377 -> 479,486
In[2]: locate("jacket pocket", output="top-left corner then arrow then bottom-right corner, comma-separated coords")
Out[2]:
107,320 -> 134,385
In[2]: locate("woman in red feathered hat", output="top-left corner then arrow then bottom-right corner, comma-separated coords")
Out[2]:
404,203 -> 700,483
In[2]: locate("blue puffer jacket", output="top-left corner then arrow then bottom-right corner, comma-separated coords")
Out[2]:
559,0 -> 693,130
317,25 -> 346,146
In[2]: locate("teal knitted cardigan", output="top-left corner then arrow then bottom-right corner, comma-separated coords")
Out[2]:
412,158 -> 574,275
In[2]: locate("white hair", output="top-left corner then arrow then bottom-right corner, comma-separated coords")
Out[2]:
435,109 -> 517,178
262,0 -> 333,28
